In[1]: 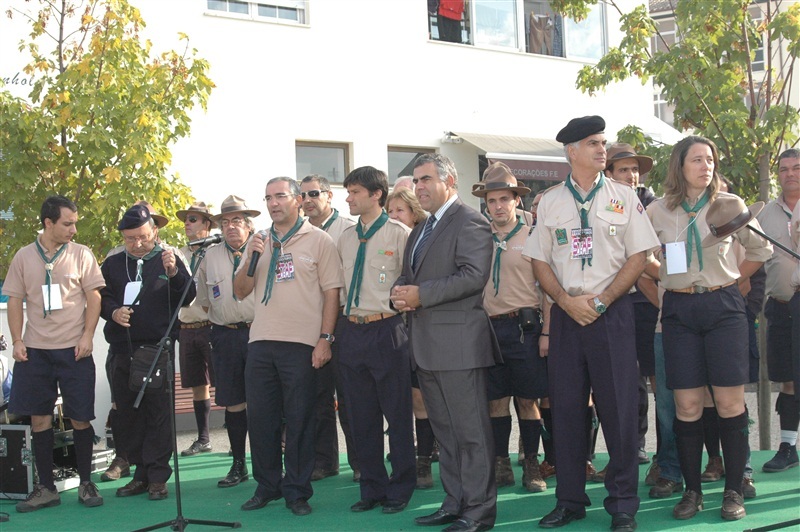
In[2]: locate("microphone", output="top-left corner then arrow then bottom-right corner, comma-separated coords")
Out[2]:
188,234 -> 223,247
247,230 -> 268,277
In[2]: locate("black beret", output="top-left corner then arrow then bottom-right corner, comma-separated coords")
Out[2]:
118,204 -> 152,230
556,115 -> 606,144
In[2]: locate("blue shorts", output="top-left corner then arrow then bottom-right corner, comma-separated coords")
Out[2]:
9,347 -> 96,421
487,315 -> 548,400
210,326 -> 248,406
764,297 -> 793,382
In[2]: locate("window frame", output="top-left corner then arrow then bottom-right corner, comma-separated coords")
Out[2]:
295,141 -> 351,184
205,0 -> 308,26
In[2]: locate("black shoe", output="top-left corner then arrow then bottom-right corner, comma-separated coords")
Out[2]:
414,508 -> 459,526
637,448 -> 650,465
351,498 -> 384,512
762,442 -> 799,472
352,468 -> 361,483
241,492 -> 282,511
115,480 -> 149,497
218,459 -> 249,488
382,499 -> 408,514
443,517 -> 493,532
311,468 -> 339,481
538,506 -> 586,528
610,512 -> 637,531
181,440 -> 212,457
286,498 -> 312,516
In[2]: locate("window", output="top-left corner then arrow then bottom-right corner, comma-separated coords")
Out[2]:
207,0 -> 306,24
653,90 -> 674,127
473,0 -> 517,49
296,142 -> 349,183
388,147 -> 436,184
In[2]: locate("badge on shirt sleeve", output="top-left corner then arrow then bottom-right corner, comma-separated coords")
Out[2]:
555,228 -> 568,246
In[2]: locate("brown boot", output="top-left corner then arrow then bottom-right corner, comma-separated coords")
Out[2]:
721,489 -> 745,520
415,456 -> 433,489
522,456 -> 547,492
673,489 -> 703,520
589,465 -> 607,483
101,456 -> 130,482
539,460 -> 556,479
495,456 -> 515,487
700,456 -> 724,482
645,461 -> 661,486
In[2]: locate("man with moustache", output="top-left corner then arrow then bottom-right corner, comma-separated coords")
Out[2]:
101,204 -> 195,501
175,202 -> 218,458
234,177 -> 343,516
337,166 -> 414,514
526,116 -> 659,531
391,153 -> 500,532
300,174 -> 359,481
196,195 -> 260,488
4,195 -> 105,512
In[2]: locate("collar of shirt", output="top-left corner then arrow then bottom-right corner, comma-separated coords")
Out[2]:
431,193 -> 459,228
568,173 -> 603,198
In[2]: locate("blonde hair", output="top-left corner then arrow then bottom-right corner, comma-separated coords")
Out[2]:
387,188 -> 427,227
663,135 -> 722,211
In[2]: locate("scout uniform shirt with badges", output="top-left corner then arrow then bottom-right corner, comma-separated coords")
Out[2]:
248,219 -> 344,348
337,215 -> 410,317
647,192 -> 773,290
196,239 -> 256,325
319,209 -> 356,244
2,239 -> 104,349
178,244 -> 212,324
523,173 -> 659,296
757,198 -> 796,301
484,219 -> 542,316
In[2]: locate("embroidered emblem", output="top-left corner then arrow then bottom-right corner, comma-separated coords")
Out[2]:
555,228 -> 568,245
606,199 -> 625,214
637,203 -> 644,214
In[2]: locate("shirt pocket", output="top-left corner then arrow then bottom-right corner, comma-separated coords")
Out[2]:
595,210 -> 629,239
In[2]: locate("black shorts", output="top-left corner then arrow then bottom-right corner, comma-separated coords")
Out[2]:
487,315 -> 548,400
210,325 -> 249,406
179,326 -> 214,388
764,297 -> 794,382
9,347 -> 96,422
662,284 -> 749,389
633,301 -> 658,376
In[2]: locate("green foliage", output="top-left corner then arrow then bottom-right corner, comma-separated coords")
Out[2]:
560,0 -> 799,203
0,0 -> 214,275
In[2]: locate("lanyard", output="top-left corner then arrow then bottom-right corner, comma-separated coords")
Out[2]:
34,239 -> 67,318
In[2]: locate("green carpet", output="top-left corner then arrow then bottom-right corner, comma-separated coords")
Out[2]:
1,451 -> 798,531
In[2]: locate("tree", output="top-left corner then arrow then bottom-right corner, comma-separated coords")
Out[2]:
553,0 -> 800,201
0,0 -> 214,275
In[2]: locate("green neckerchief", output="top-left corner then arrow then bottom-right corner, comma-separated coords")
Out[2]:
189,248 -> 200,274
681,192 -> 710,271
322,209 -> 339,232
124,245 -> 163,281
346,211 -> 389,315
491,217 -> 524,296
564,173 -> 605,268
34,239 -> 68,318
262,217 -> 305,305
225,241 -> 247,299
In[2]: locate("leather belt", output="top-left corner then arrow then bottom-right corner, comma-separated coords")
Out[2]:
180,320 -> 211,329
667,280 -> 736,295
347,313 -> 395,325
490,311 -> 519,320
222,322 -> 251,329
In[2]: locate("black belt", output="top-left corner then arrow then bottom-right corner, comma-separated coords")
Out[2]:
221,322 -> 251,329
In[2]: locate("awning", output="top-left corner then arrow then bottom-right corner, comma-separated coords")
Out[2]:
449,131 -> 571,182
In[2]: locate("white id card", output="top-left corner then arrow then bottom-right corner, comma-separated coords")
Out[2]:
665,242 -> 688,275
41,284 -> 63,311
124,281 -> 143,305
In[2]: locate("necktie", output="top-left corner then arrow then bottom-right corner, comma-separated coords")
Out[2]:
564,173 -> 605,269
34,240 -> 67,318
345,212 -> 389,315
262,217 -> 304,305
412,215 -> 436,271
681,192 -> 710,271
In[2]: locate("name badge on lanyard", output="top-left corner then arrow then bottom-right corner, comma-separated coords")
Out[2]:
124,281 -> 143,305
41,284 -> 64,311
570,228 -> 593,260
275,253 -> 295,283
665,242 -> 688,275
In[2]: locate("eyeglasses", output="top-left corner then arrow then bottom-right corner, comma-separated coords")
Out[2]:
123,233 -> 154,244
187,216 -> 200,223
220,217 -> 245,227
301,190 -> 326,199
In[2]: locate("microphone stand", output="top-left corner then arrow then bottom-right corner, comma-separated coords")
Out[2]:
132,245 -> 240,532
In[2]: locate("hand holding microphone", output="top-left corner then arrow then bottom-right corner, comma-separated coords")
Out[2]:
247,230 -> 268,277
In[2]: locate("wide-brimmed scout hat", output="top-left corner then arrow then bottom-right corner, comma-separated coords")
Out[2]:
605,143 -> 654,175
176,201 -> 218,229
471,162 -> 531,198
702,194 -> 764,247
211,195 -> 261,222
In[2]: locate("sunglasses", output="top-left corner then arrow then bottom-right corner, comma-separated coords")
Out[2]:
301,190 -> 326,199
187,216 -> 200,223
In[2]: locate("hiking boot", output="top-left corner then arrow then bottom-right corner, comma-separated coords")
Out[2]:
741,477 -> 756,499
78,481 -> 103,507
522,456 -> 547,492
649,477 -> 683,499
495,456 -> 515,487
721,489 -> 745,520
700,456 -> 724,482
416,456 -> 433,489
762,443 -> 799,473
673,489 -> 703,520
101,456 -> 130,482
590,465 -> 607,483
180,440 -> 212,457
539,460 -> 556,479
148,482 -> 168,501
16,484 -> 61,513
644,461 -> 660,486
218,458 -> 249,488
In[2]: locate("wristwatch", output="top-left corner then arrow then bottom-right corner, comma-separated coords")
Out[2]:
593,297 -> 607,315
319,333 -> 335,344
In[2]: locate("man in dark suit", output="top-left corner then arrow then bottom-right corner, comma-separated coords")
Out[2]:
391,153 -> 500,532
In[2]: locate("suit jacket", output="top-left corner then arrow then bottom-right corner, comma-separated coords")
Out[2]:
395,197 -> 501,371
